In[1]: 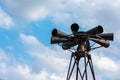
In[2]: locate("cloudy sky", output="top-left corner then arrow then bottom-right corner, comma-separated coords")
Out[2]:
0,0 -> 120,80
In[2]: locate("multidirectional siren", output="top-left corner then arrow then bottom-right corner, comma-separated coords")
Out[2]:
52,29 -> 69,38
60,23 -> 80,50
62,41 -> 77,50
51,37 -> 68,44
71,23 -> 79,34
89,38 -> 109,48
51,23 -> 114,50
86,25 -> 103,35
97,33 -> 114,41
51,29 -> 69,44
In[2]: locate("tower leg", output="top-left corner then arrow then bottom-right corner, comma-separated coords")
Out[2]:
66,52 -> 96,80
66,53 -> 76,80
66,54 -> 73,80
88,55 -> 96,80
84,52 -> 88,80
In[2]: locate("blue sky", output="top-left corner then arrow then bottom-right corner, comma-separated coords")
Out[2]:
0,0 -> 120,80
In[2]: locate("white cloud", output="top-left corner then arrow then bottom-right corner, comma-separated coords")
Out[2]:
1,0 -> 119,42
0,49 -> 10,61
20,33 -> 41,48
24,6 -> 49,21
92,52 -> 120,79
0,8 -> 14,29
11,65 -> 49,80
0,63 -> 49,80
19,33 -> 68,76
0,48 -> 66,80
50,74 -> 66,80
93,54 -> 118,72
0,0 -> 60,21
1,0 -> 120,32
